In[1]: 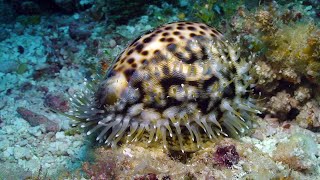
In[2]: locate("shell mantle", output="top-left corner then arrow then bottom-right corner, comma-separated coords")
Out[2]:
69,21 -> 259,151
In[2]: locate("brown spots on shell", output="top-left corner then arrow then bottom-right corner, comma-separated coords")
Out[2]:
127,58 -> 135,64
211,28 -> 220,35
135,44 -> 144,53
167,37 -> 174,42
162,32 -> 169,36
127,49 -> 134,55
112,22 -> 223,83
199,25 -> 208,30
155,30 -> 162,34
173,31 -> 180,35
143,37 -> 152,43
190,33 -> 196,37
187,26 -> 196,31
141,51 -> 149,56
116,66 -> 124,72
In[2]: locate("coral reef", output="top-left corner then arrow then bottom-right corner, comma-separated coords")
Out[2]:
267,23 -> 320,82
228,1 -> 320,83
79,128 -> 319,179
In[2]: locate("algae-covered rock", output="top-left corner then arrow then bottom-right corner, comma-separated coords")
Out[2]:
273,133 -> 319,171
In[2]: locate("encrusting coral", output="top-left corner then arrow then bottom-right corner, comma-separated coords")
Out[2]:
267,23 -> 320,82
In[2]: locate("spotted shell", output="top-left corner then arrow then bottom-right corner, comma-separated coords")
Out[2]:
69,22 -> 260,151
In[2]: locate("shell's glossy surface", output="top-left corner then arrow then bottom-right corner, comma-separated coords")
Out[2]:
70,22 -> 259,151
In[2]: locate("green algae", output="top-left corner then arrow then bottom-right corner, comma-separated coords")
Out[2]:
16,63 -> 28,74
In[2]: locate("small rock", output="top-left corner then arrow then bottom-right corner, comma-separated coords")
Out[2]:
28,126 -> 42,137
13,146 -> 32,160
0,117 -> 4,128
72,141 -> 83,148
0,28 -> 10,41
296,101 -> 320,129
213,145 -> 240,168
273,133 -> 318,171
294,87 -> 310,102
17,107 -> 60,132
44,93 -> 69,112
25,158 -> 41,174
18,139 -> 29,147
0,139 -> 10,151
108,39 -> 117,48
17,45 -> 25,54
36,86 -> 49,94
55,131 -> 65,140
32,63 -> 62,80
0,61 -> 19,74
3,147 -> 14,159
69,23 -> 92,41
2,125 -> 14,135
134,173 -> 158,180
48,141 -> 69,155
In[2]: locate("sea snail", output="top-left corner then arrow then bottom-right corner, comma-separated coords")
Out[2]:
68,21 -> 260,152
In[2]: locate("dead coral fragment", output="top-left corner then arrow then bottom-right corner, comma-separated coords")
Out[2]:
44,93 -> 70,112
134,173 -> 158,180
82,159 -> 117,179
296,101 -> 320,129
267,91 -> 299,120
273,133 -> 318,171
16,107 -> 60,132
213,145 -> 240,168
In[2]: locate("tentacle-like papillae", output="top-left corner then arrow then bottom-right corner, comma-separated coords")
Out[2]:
66,22 -> 261,152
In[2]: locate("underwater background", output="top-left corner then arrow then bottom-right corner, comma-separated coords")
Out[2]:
0,0 -> 320,179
